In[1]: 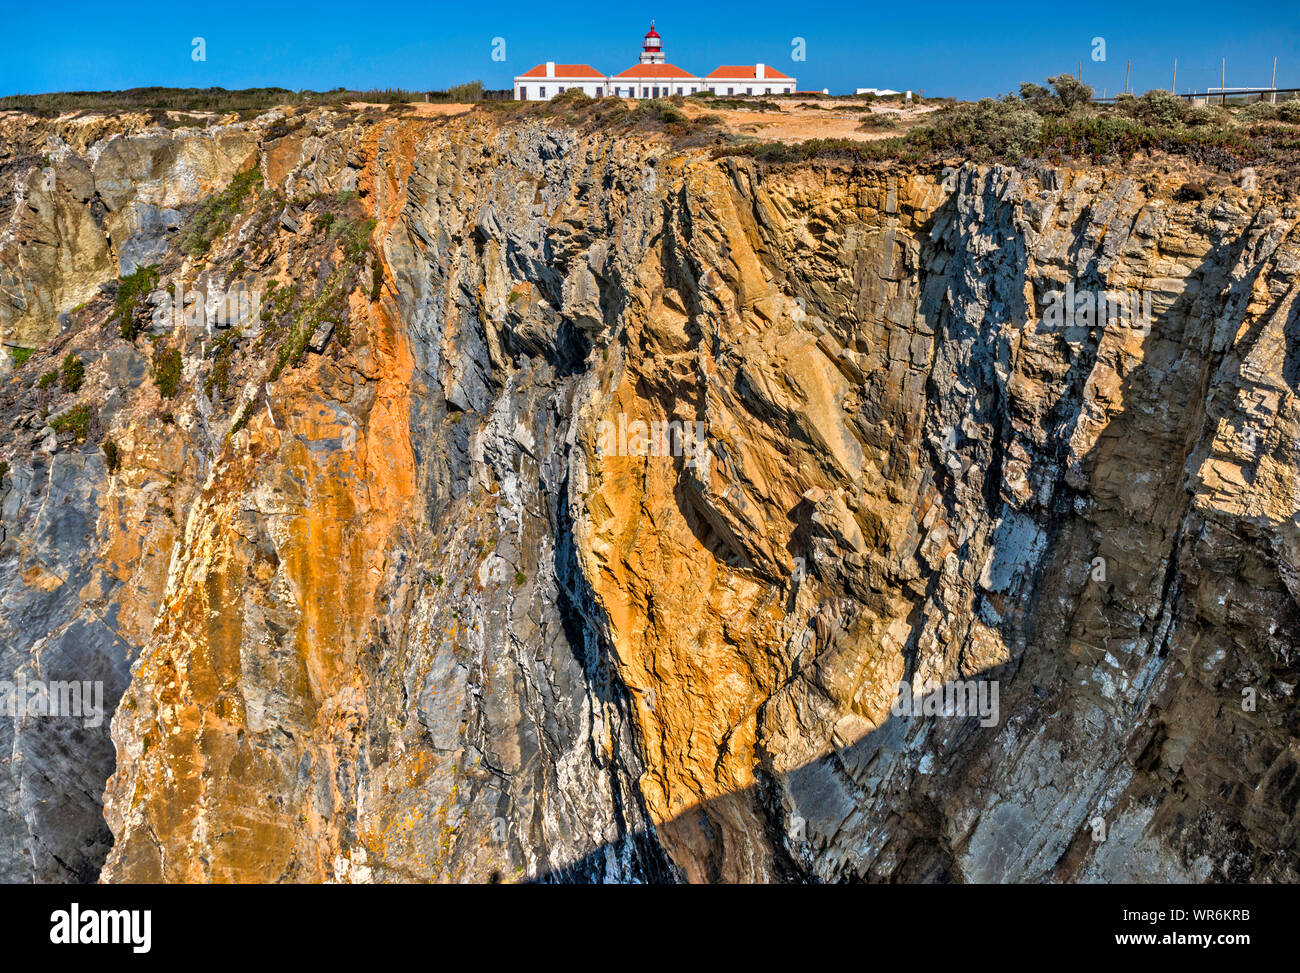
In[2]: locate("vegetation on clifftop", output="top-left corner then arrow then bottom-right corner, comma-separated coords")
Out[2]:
711,75 -> 1300,183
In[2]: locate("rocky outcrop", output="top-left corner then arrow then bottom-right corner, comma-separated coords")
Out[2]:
0,106 -> 1295,883
0,112 -> 259,354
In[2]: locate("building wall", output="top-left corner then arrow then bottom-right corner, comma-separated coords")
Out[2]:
514,79 -> 606,101
706,80 -> 797,96
610,81 -> 703,99
515,75 -> 797,100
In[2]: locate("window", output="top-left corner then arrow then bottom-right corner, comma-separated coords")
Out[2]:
596,87 -> 603,97
677,87 -> 684,95
727,87 -> 734,95
558,86 -> 565,93
746,87 -> 753,95
643,87 -> 650,97
540,86 -> 546,98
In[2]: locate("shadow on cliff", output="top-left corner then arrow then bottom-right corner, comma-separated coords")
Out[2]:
948,186 -> 1300,882
531,664 -> 1013,883
535,174 -> 1300,883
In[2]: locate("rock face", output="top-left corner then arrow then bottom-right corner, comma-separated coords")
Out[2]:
0,107 -> 1296,883
0,112 -> 258,355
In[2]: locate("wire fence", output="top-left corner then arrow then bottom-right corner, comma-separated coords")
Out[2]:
1094,87 -> 1300,106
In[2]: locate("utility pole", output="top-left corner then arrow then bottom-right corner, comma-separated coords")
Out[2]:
1078,60 -> 1082,81
1221,58 -> 1226,105
1125,61 -> 1131,94
1172,58 -> 1177,93
1271,57 -> 1278,103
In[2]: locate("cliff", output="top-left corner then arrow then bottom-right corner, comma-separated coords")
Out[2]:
0,105 -> 1296,882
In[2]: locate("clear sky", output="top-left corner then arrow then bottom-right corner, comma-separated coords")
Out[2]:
5,0 -> 1298,100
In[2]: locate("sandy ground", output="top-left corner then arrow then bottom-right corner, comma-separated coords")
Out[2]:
289,97 -> 940,143
347,101 -> 474,118
678,97 -> 939,142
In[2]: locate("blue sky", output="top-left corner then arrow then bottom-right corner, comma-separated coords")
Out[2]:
5,0 -> 1297,100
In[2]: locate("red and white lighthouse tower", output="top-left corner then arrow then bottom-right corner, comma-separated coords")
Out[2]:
639,21 -> 665,65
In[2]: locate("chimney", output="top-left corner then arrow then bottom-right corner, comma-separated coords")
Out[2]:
546,61 -> 555,78
756,63 -> 765,79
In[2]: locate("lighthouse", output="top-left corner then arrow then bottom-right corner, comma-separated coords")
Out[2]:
513,22 -> 795,100
639,22 -> 665,65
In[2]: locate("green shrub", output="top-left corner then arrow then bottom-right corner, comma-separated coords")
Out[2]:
858,113 -> 897,130
230,403 -> 253,435
0,460 -> 8,483
1048,74 -> 1094,111
115,264 -> 160,339
1240,101 -> 1279,122
37,369 -> 58,390
909,98 -> 1043,160
1278,100 -> 1300,123
696,96 -> 781,112
1115,89 -> 1188,127
50,404 -> 91,441
550,88 -> 591,106
1186,104 -> 1231,127
102,440 -> 121,473
204,333 -> 235,400
271,266 -> 351,378
328,217 -> 375,262
60,353 -> 84,392
447,81 -> 484,103
154,346 -> 183,398
180,167 -> 263,257
8,347 -> 34,369
1020,75 -> 1094,115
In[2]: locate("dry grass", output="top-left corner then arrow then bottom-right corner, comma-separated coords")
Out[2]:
670,97 -> 938,143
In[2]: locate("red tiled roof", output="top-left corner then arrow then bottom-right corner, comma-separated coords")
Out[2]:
705,65 -> 793,80
517,63 -> 605,79
612,63 -> 698,79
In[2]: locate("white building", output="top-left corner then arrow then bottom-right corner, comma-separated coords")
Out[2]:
513,23 -> 795,101
609,63 -> 702,99
704,64 -> 795,96
514,63 -> 606,101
